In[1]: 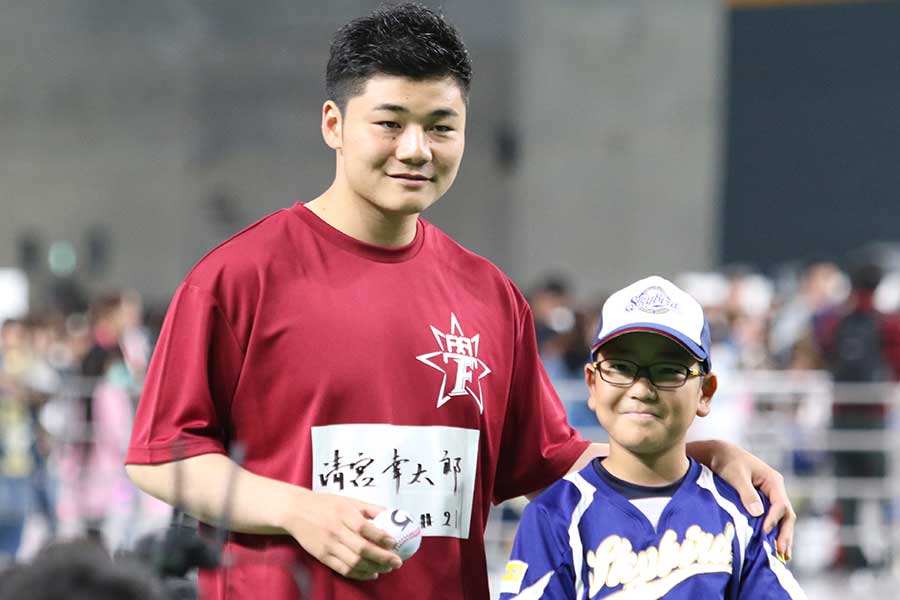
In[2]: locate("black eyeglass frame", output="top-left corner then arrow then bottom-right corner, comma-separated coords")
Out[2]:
590,358 -> 704,390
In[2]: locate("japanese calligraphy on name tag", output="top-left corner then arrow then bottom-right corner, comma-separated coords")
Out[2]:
311,424 -> 479,539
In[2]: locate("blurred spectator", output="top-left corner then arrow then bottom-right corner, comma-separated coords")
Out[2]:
815,263 -> 897,381
21,314 -> 62,543
769,261 -> 846,369
0,315 -> 62,561
55,298 -> 105,541
530,275 -> 572,345
528,274 -> 586,380
722,270 -> 775,370
80,293 -> 125,387
0,319 -> 35,561
55,294 -> 124,540
0,538 -> 164,600
811,263 -> 897,568
118,289 -> 151,385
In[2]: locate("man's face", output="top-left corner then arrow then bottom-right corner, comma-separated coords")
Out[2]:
585,333 -> 714,457
327,75 -> 466,218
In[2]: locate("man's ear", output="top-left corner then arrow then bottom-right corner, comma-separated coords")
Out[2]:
696,372 -> 717,417
322,100 -> 343,150
584,363 -> 598,411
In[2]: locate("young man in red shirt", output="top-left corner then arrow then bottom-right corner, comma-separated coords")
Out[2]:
125,5 -> 796,599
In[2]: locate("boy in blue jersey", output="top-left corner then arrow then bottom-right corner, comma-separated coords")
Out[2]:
500,276 -> 806,599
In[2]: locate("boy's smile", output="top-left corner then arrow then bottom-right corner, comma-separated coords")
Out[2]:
585,333 -> 716,477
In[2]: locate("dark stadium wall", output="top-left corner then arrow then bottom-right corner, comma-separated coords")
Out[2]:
722,1 -> 900,271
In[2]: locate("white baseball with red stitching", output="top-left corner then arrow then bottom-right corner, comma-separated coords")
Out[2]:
370,508 -> 422,560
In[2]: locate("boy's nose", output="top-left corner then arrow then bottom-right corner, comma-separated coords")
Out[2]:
629,376 -> 659,400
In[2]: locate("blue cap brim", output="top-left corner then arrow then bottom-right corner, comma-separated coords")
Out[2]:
590,322 -> 710,371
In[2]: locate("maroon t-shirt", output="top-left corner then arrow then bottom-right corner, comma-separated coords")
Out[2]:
127,203 -> 588,599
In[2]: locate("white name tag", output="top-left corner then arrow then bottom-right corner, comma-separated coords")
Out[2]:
311,424 -> 479,539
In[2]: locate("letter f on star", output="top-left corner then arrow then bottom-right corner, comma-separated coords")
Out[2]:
416,313 -> 492,413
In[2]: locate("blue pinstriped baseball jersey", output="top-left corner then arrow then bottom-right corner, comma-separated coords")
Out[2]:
499,459 -> 806,599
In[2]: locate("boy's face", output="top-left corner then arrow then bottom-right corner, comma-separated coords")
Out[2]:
585,332 -> 716,457
323,74 -> 466,218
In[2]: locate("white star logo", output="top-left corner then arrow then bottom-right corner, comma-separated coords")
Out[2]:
416,313 -> 492,413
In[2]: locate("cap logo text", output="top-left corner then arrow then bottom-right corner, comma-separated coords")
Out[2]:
626,286 -> 678,315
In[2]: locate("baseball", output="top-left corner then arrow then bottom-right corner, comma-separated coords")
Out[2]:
370,508 -> 422,560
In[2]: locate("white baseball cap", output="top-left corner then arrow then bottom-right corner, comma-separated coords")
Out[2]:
590,275 -> 712,372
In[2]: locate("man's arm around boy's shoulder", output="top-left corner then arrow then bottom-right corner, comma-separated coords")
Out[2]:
734,489 -> 807,600
706,471 -> 806,600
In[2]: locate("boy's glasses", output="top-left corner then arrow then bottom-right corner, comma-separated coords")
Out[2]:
591,358 -> 703,389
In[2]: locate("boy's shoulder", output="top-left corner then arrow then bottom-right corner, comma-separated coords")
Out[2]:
529,466 -> 597,511
694,463 -> 769,521
522,462 -> 612,528
525,460 -> 768,531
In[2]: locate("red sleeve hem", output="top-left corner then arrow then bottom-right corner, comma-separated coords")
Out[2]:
125,440 -> 226,465
493,437 -> 591,504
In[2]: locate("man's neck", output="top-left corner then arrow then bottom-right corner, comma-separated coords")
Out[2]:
306,184 -> 419,247
601,442 -> 690,487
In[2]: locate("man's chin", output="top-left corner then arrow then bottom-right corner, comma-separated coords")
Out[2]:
373,194 -> 441,216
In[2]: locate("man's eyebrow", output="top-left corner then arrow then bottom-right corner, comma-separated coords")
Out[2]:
372,103 -> 459,118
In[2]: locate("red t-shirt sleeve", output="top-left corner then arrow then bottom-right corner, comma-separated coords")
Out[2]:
126,282 -> 245,465
492,297 -> 589,503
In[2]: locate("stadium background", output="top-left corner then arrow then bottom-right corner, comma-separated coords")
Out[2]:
2,0 -> 899,597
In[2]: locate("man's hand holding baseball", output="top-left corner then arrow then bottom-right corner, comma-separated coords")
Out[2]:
282,490 -> 403,581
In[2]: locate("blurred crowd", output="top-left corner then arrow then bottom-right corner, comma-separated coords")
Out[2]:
0,289 -> 170,568
530,260 -> 900,385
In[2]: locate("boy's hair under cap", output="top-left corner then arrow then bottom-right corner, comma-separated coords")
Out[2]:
591,275 -> 712,372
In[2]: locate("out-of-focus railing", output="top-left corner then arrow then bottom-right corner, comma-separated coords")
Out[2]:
729,373 -> 899,575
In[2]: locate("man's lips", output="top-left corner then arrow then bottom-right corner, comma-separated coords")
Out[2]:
388,173 -> 433,181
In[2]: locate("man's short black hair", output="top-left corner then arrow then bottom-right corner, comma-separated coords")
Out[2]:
326,3 -> 472,111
